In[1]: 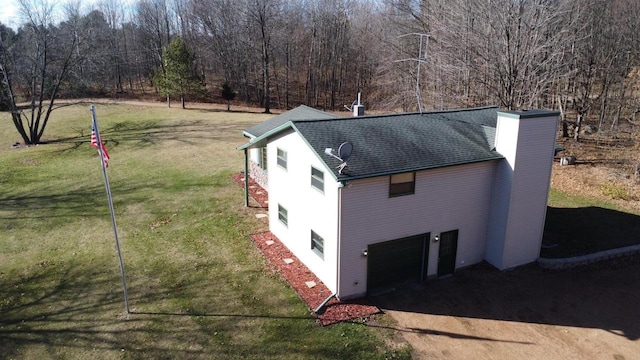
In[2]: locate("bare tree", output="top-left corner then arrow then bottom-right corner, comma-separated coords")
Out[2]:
0,0 -> 79,145
568,0 -> 608,141
467,0 -> 570,110
245,0 -> 281,113
99,0 -> 127,93
191,0 -> 250,101
3,0 -> 640,126
0,25 -> 21,121
135,0 -> 174,87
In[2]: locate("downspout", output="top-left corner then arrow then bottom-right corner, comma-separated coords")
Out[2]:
314,293 -> 336,314
243,148 -> 249,207
336,182 -> 343,299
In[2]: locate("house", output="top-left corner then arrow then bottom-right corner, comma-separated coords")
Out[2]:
242,105 -> 338,191
238,106 -> 559,300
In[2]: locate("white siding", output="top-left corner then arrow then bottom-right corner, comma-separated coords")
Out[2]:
267,132 -> 339,293
249,147 -> 260,163
337,161 -> 497,299
485,118 -> 518,266
487,112 -> 558,269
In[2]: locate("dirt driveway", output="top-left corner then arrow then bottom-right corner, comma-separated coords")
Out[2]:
370,258 -> 640,359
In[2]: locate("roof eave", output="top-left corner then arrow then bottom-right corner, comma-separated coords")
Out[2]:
237,121 -> 340,181
236,122 -> 295,151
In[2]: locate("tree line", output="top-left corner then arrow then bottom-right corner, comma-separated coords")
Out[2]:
1,0 -> 640,144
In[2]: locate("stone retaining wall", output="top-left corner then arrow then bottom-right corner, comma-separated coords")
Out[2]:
537,244 -> 640,270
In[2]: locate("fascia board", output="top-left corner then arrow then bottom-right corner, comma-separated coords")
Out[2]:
336,156 -> 504,182
236,121 -> 296,151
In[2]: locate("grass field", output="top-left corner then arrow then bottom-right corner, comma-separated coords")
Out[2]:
0,103 -> 409,359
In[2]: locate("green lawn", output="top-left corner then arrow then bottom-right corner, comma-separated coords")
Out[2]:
0,103 -> 409,359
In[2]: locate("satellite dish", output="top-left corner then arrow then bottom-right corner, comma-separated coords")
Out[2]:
324,141 -> 354,175
338,142 -> 353,162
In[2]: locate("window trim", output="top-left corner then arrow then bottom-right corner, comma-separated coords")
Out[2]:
278,204 -> 288,227
311,230 -> 324,259
311,166 -> 324,193
277,147 -> 287,169
389,172 -> 416,197
259,147 -> 268,170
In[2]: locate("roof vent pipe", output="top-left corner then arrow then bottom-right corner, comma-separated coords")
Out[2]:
353,92 -> 365,117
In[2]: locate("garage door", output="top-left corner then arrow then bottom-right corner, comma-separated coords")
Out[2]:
367,233 -> 429,292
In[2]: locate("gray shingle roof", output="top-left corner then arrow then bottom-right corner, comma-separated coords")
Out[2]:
243,105 -> 338,138
238,106 -> 504,181
293,106 -> 502,180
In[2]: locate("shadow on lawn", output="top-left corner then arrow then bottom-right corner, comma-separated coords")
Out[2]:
49,118 -> 258,150
0,184 -> 106,215
130,310 -> 312,321
0,177 -> 213,231
0,260 -> 314,360
543,206 -> 640,258
0,264 -> 144,359
371,257 -> 640,341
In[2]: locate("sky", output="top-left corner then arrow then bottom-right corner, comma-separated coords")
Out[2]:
0,0 -> 126,30
0,0 -> 20,29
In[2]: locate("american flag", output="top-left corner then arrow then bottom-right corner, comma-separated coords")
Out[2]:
91,119 -> 110,167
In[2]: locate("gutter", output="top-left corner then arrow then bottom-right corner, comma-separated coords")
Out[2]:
335,156 -> 505,182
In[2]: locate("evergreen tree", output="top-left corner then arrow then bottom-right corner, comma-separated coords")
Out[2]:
221,82 -> 236,111
153,37 -> 203,109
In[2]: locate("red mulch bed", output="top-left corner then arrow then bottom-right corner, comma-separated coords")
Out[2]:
250,231 -> 380,326
231,173 -> 268,208
232,173 -> 380,325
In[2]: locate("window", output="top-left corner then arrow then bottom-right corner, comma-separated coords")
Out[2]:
278,204 -> 288,226
277,148 -> 287,169
311,166 -> 324,192
259,147 -> 268,170
311,230 -> 324,259
389,172 -> 415,197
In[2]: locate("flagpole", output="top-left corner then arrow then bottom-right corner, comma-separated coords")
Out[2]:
91,104 -> 130,314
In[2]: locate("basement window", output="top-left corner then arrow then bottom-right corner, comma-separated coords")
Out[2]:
277,148 -> 287,169
389,172 -> 416,197
311,230 -> 324,259
311,166 -> 324,193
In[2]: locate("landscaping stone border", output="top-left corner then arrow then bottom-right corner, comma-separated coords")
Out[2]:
538,244 -> 640,269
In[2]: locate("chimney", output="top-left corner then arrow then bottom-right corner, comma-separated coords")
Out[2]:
353,92 -> 365,117
485,110 -> 559,270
